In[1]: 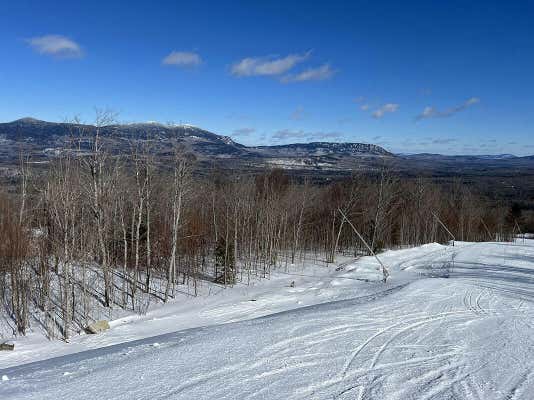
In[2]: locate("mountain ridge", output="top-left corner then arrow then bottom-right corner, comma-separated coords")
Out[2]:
2,119 -> 534,179
0,117 -> 389,154
0,118 -> 392,172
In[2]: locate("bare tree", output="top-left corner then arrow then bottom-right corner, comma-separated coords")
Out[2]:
165,146 -> 194,302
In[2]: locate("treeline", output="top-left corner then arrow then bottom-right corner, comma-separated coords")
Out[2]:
0,118 -> 523,341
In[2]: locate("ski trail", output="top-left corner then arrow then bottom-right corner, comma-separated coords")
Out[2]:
368,314 -> 462,368
342,310 -> 471,377
3,240 -> 534,400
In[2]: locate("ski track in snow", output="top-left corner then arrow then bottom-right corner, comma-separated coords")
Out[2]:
2,240 -> 534,399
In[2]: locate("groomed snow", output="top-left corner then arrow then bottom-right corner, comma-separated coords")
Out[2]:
2,240 -> 534,399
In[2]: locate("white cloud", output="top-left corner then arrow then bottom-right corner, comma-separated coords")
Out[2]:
272,129 -> 342,141
465,97 -> 480,106
231,52 -> 310,77
312,131 -> 342,140
419,106 -> 435,119
372,103 -> 399,119
416,97 -> 480,121
232,127 -> 255,136
281,64 -> 334,83
27,34 -> 82,58
162,51 -> 202,67
360,104 -> 370,111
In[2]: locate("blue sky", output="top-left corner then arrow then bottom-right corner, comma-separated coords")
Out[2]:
1,1 -> 533,155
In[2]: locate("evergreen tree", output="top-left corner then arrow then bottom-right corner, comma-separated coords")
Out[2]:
214,237 -> 235,284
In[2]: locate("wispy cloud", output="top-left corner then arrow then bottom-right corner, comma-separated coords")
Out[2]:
291,106 -> 305,120
272,129 -> 308,140
372,103 -> 399,119
232,127 -> 255,136
162,51 -> 202,67
281,64 -> 334,83
27,34 -> 83,58
231,51 -> 310,77
311,131 -> 342,140
416,97 -> 480,121
432,138 -> 458,144
337,117 -> 352,125
360,104 -> 370,111
272,129 -> 342,141
418,88 -> 432,96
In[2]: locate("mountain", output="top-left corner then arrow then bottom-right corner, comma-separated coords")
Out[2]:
473,154 -> 517,160
0,118 -> 392,172
253,142 -> 390,157
399,152 -> 534,169
400,153 -> 519,162
2,118 -> 533,181
0,118 -> 247,156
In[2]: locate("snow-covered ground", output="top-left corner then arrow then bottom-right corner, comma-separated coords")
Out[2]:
2,240 -> 534,399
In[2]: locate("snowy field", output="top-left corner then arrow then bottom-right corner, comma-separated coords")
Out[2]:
2,240 -> 534,399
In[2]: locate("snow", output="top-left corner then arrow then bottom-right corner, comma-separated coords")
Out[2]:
266,158 -> 341,170
2,240 -> 534,399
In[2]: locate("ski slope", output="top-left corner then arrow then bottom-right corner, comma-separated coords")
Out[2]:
2,240 -> 534,399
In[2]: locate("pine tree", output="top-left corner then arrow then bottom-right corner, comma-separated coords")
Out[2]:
214,237 -> 235,285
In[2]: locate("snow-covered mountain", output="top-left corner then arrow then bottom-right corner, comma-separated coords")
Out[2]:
2,118 -> 533,177
0,118 -> 248,157
252,141 -> 391,157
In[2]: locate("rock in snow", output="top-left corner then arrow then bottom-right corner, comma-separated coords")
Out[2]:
0,342 -> 14,351
84,320 -> 110,335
